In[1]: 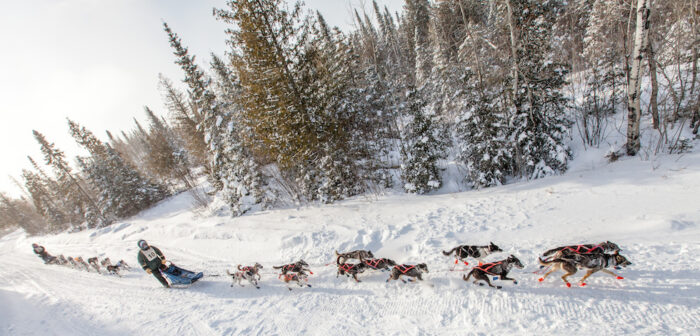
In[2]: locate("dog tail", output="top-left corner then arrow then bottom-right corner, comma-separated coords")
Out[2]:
542,247 -> 561,257
237,264 -> 243,271
442,247 -> 458,256
272,265 -> 283,269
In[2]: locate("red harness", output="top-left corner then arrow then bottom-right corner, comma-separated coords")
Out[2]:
394,265 -> 416,274
475,261 -> 502,275
563,244 -> 602,254
364,259 -> 384,269
240,266 -> 253,273
339,264 -> 356,272
280,273 -> 306,282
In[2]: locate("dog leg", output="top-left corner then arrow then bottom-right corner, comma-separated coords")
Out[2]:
480,274 -> 500,289
561,272 -> 575,288
539,267 -> 557,282
352,274 -> 361,283
501,275 -> 517,284
579,270 -> 597,285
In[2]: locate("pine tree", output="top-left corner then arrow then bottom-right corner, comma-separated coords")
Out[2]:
33,130 -> 105,227
68,120 -> 169,220
506,0 -> 572,179
142,107 -> 191,187
159,75 -> 209,168
401,88 -> 447,194
456,71 -> 512,189
163,23 -> 217,177
21,168 -> 66,232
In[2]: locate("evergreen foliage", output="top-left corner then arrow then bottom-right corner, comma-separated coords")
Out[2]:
5,0 -> 695,230
401,88 -> 447,194
507,0 -> 572,179
68,120 -> 169,219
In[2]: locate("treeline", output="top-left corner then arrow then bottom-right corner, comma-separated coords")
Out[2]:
2,0 -> 698,235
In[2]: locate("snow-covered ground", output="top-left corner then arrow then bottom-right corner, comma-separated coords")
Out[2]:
2,142 -> 700,335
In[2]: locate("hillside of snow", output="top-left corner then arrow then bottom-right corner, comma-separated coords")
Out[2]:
2,140 -> 700,335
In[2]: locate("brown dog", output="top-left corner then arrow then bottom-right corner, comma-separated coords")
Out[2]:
386,264 -> 429,283
538,252 -> 631,287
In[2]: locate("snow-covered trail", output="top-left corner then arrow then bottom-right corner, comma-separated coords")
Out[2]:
1,153 -> 699,335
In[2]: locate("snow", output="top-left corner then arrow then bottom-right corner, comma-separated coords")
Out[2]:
2,149 -> 700,335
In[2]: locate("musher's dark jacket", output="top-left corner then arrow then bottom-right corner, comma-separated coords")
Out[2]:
137,246 -> 165,271
33,245 -> 49,259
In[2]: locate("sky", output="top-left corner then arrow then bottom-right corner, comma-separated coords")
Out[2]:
0,0 -> 404,197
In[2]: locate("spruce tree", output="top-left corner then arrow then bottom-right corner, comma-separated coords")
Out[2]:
68,120 -> 169,220
33,130 -> 104,227
506,0 -> 571,179
401,88 -> 447,194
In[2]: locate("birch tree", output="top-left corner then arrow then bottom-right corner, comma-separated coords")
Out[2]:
626,0 -> 651,156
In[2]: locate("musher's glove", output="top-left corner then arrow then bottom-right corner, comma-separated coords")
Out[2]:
146,268 -> 152,274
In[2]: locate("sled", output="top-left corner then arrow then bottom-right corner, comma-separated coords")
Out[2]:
162,263 -> 204,285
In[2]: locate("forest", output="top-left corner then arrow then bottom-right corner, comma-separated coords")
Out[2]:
1,0 -> 698,235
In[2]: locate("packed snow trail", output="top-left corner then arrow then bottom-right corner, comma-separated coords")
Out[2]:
1,152 -> 699,335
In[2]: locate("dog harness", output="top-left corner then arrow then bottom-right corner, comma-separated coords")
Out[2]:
280,273 -> 306,282
338,264 -> 358,272
394,265 -> 416,274
475,261 -> 502,275
562,244 -> 602,254
363,259 -> 385,269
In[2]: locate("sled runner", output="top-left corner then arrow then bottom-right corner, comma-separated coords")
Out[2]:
162,263 -> 203,285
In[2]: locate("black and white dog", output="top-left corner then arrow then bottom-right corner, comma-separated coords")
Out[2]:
386,264 -> 429,283
227,263 -> 264,289
538,252 -> 631,287
463,255 -> 524,289
443,242 -> 503,268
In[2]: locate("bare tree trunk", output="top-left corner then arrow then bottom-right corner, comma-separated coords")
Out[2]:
646,7 -> 660,130
505,0 -> 520,107
627,0 -> 650,156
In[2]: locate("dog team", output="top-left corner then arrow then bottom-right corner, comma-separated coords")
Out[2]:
32,243 -> 131,276
225,240 -> 630,290
35,239 -> 631,290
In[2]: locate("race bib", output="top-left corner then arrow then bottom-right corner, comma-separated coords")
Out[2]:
142,247 -> 159,261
